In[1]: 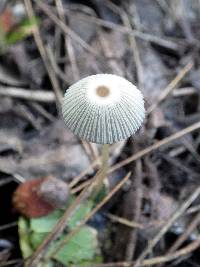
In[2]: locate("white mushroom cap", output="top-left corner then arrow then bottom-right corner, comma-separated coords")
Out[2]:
62,74 -> 145,144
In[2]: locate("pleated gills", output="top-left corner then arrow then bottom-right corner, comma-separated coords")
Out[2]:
62,74 -> 145,144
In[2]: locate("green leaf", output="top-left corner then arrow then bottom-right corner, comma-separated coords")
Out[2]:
5,16 -> 39,45
30,232 -> 47,250
30,199 -> 93,233
30,210 -> 63,233
93,184 -> 107,204
18,217 -> 33,258
68,200 -> 93,229
18,197 -> 101,266
53,226 -> 99,265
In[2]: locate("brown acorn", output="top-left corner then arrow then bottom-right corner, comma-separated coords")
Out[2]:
12,176 -> 69,218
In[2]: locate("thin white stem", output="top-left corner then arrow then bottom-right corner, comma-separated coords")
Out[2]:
93,144 -> 109,196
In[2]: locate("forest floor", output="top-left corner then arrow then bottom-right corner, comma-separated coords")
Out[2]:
0,1 -> 200,267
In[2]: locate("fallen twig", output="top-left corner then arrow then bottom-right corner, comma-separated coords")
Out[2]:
35,0 -> 98,56
105,213 -> 143,229
67,119 -> 200,199
134,186 -> 200,266
24,0 -> 63,111
147,61 -> 193,114
1,259 -> 23,266
167,212 -> 200,253
0,86 -> 55,102
109,121 -> 200,173
71,9 -> 181,51
68,121 -> 200,187
92,235 -> 200,267
0,222 -> 17,231
173,87 -> 196,97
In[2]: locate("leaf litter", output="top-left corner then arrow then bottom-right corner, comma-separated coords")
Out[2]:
0,0 -> 200,267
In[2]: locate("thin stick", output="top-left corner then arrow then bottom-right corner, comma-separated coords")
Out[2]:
1,259 -> 23,266
69,120 -> 200,193
0,178 -> 13,187
70,179 -> 91,194
54,0 -> 99,163
30,102 -> 55,122
0,170 -> 25,184
134,186 -> 200,267
0,86 -> 55,102
24,0 -> 63,111
92,235 -> 200,267
173,87 -> 196,97
187,204 -> 200,214
54,0 -> 80,81
0,222 -> 17,231
90,143 -> 100,162
125,159 -> 143,261
35,0 -> 98,56
50,172 -> 131,258
70,145 -> 109,193
167,212 -> 200,253
147,62 -> 193,114
106,213 -> 143,229
69,121 -> 200,188
69,159 -> 98,188
36,2 -> 181,52
73,10 -> 180,51
54,0 -> 99,162
109,121 -> 200,173
116,3 -> 144,90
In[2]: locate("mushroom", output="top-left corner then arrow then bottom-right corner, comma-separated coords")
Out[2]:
62,74 -> 145,144
62,74 -> 145,192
